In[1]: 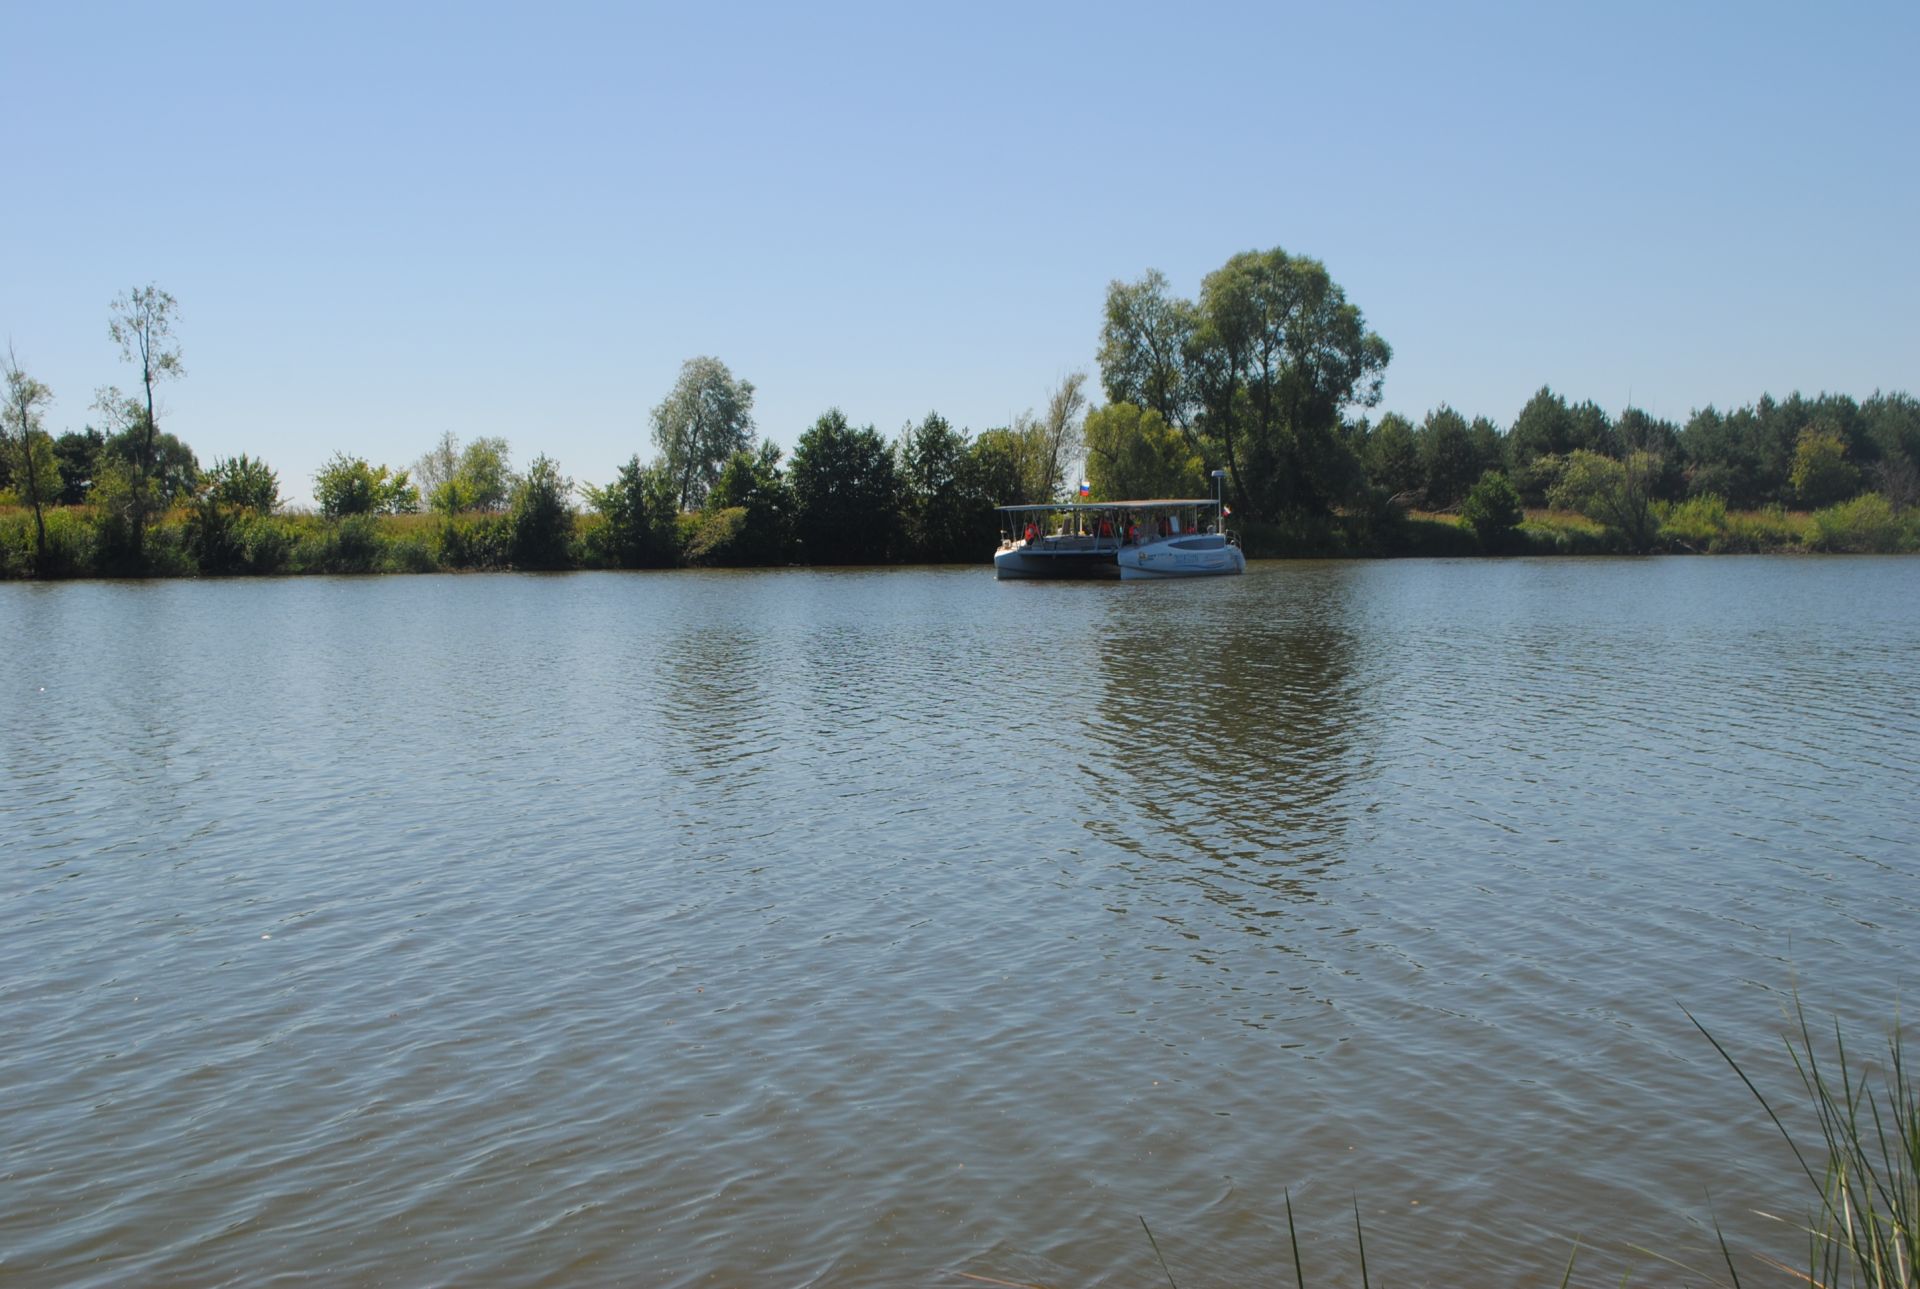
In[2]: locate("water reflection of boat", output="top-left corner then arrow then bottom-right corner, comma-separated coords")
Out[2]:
992,498 -> 1246,580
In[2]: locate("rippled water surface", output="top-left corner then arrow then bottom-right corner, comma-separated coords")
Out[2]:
4,558 -> 1918,1285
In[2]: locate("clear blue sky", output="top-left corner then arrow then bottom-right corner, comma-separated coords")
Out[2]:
5,0 -> 1915,505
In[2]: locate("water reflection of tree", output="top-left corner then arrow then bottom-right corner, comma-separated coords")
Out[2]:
1082,570 -> 1372,920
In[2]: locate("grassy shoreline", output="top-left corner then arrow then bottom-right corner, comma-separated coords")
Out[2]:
4,497 -> 1917,580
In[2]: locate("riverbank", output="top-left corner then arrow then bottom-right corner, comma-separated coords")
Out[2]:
4,494 -> 1918,579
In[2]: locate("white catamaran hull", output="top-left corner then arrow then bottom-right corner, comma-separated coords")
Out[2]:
1116,535 -> 1246,579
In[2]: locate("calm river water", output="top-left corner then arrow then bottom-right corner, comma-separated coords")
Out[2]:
3,558 -> 1917,1286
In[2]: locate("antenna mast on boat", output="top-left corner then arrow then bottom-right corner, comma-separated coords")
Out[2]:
1211,469 -> 1226,532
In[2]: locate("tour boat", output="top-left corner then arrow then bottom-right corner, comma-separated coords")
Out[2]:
993,485 -> 1245,581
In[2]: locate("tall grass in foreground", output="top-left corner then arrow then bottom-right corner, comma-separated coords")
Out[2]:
1090,1002 -> 1915,1289
1691,1001 -> 1917,1288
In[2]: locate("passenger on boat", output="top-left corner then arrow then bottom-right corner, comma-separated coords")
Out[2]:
1155,516 -> 1170,539
1023,521 -> 1039,543
1096,517 -> 1114,539
1125,521 -> 1138,545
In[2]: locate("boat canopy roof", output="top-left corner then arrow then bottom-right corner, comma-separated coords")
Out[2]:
994,499 -> 1219,513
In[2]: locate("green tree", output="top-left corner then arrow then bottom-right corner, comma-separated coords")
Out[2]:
1098,269 -> 1197,436
1033,371 -> 1089,502
1460,469 -> 1524,552
1680,405 -> 1762,508
704,440 -> 793,566
1419,406 -> 1479,509
1550,449 -> 1663,551
507,454 -> 573,568
1567,400 -> 1616,456
1790,426 -> 1861,508
205,454 -> 280,512
789,409 -> 900,564
52,429 -> 104,505
104,427 -> 200,502
1616,407 -> 1685,500
1861,391 -> 1920,511
651,356 -> 756,510
1362,412 -> 1421,498
583,457 -> 681,567
1082,402 -> 1204,500
107,284 -> 184,559
314,453 -> 419,518
413,431 -> 461,504
897,412 -> 979,562
1508,387 -> 1574,479
2,349 -> 58,571
1468,415 -> 1506,480
1185,247 -> 1389,520
419,434 -> 515,513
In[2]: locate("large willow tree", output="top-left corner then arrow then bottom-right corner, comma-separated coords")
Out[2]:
1099,249 -> 1389,522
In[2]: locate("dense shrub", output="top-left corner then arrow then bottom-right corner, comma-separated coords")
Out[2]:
1658,494 -> 1729,551
1460,470 -> 1524,552
1808,493 -> 1914,553
506,455 -> 573,569
434,514 -> 510,570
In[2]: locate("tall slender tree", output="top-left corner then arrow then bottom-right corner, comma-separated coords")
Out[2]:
107,285 -> 183,559
3,347 -> 56,572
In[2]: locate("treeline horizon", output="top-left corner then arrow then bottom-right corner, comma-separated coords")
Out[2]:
5,262 -> 1919,580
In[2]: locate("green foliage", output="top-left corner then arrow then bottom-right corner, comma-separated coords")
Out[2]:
705,441 -> 793,565
205,454 -> 280,513
652,356 -> 756,510
1387,515 -> 1482,557
2,355 -> 60,573
681,506 -> 749,566
1657,493 -> 1729,550
1513,451 -> 1568,509
1809,493 -> 1915,553
314,453 -> 420,518
897,412 -> 982,562
235,513 -> 295,573
379,536 -> 437,574
506,454 -> 574,569
1360,412 -> 1421,498
1507,387 -> 1576,487
1549,449 -> 1665,552
1460,470 -> 1524,551
299,514 -> 383,573
1792,426 -> 1862,508
1188,247 -> 1388,520
1098,269 -> 1196,429
0,430 -> 62,508
790,409 -> 900,564
1418,406 -> 1480,509
0,506 -> 94,578
422,434 -> 515,513
583,456 -> 680,568
52,429 -> 104,505
429,513 -> 510,569
1082,402 -> 1204,502
84,458 -> 153,572
100,423 -> 200,504
183,493 -> 246,573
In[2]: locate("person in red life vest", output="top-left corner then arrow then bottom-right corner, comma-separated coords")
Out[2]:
1022,521 -> 1039,543
1096,516 -> 1113,539
1125,520 -> 1138,545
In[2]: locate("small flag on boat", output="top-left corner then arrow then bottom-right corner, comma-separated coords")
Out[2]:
1078,480 -> 1090,497
1223,505 -> 1232,516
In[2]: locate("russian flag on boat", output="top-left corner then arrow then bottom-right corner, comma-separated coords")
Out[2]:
1078,480 -> 1090,497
